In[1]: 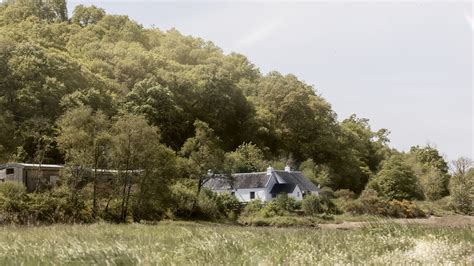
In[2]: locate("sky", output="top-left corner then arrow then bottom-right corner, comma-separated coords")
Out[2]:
68,0 -> 473,161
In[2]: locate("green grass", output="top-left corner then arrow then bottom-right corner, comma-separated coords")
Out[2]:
0,221 -> 472,265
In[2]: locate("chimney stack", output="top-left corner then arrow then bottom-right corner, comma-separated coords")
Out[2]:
284,165 -> 291,172
266,166 -> 273,175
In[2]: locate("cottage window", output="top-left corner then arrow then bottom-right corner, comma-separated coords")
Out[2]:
271,193 -> 277,198
231,191 -> 235,196
250,191 -> 255,199
297,192 -> 300,197
6,168 -> 13,175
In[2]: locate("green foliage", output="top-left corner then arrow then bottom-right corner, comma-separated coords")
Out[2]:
301,194 -> 323,216
334,189 -> 356,200
225,142 -> 266,173
71,4 -> 105,27
0,182 -> 92,224
406,146 -> 450,200
449,159 -> 473,214
242,199 -> 264,216
260,193 -> 297,217
370,155 -> 424,200
343,189 -> 425,218
0,0 -> 396,199
180,120 -> 226,193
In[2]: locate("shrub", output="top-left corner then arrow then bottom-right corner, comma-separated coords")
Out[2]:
196,190 -> 220,220
242,199 -> 264,216
195,189 -> 240,221
385,200 -> 426,218
319,187 -> 334,198
214,192 -> 240,219
343,189 -> 425,218
260,194 -> 297,217
334,189 -> 356,200
301,194 -> 323,216
449,169 -> 473,214
0,183 -> 92,225
169,183 -> 197,218
371,155 -> 424,200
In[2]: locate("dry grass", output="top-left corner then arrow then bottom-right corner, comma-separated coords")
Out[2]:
0,221 -> 472,265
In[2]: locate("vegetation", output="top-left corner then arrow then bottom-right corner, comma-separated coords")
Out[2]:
0,0 -> 472,225
0,222 -> 472,264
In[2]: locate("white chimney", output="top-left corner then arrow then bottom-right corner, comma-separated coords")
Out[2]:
266,166 -> 273,175
284,165 -> 291,172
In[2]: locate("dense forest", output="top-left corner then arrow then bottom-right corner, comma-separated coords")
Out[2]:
0,1 -> 472,223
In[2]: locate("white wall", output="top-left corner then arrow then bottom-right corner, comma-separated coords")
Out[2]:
235,188 -> 266,202
2,166 -> 24,183
288,185 -> 303,201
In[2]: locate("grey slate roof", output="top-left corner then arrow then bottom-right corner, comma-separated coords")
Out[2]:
270,183 -> 297,194
203,172 -> 271,190
202,177 -> 233,190
233,172 -> 271,189
203,170 -> 319,192
273,171 -> 319,192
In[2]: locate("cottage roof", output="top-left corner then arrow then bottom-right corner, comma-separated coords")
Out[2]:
270,183 -> 297,194
273,171 -> 319,192
233,172 -> 272,189
203,172 -> 272,190
203,169 -> 319,192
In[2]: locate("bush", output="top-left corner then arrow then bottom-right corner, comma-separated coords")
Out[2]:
301,194 -> 323,216
449,169 -> 473,214
0,183 -> 92,225
196,190 -> 221,220
371,155 -> 424,200
260,194 -> 297,217
385,200 -> 426,218
334,189 -> 356,200
343,189 -> 425,218
242,199 -> 264,216
169,183 -> 197,218
319,187 -> 334,198
197,189 -> 240,220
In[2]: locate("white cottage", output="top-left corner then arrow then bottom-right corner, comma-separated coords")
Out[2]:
203,166 -> 319,202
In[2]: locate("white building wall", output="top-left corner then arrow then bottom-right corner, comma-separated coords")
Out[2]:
235,188 -> 266,202
288,185 -> 303,201
2,166 -> 24,183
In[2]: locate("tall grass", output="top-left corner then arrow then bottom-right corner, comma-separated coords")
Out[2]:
0,222 -> 472,265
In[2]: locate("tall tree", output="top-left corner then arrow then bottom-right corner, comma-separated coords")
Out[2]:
369,155 -> 424,200
56,106 -> 110,217
109,114 -> 170,221
449,157 -> 473,214
225,142 -> 266,173
180,120 -> 226,195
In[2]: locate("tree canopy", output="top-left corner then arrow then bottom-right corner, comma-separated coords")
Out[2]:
0,0 -> 461,198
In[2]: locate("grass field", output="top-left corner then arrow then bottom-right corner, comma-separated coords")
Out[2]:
0,221 -> 472,265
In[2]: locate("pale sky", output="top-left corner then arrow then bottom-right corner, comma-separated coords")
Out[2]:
68,1 -> 473,161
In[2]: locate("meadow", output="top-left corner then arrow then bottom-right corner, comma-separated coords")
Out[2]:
0,221 -> 472,265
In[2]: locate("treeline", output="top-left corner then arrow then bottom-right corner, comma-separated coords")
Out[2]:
0,0 -> 472,224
